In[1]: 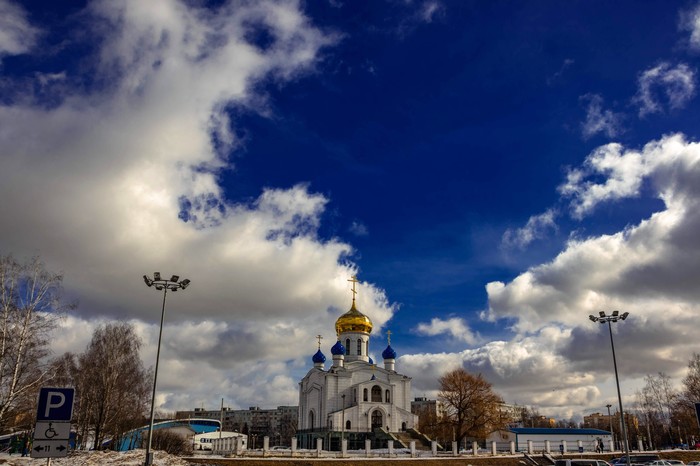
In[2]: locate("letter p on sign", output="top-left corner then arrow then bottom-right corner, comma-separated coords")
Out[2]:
36,387 -> 75,422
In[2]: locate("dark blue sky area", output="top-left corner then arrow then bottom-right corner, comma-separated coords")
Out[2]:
216,1 -> 696,346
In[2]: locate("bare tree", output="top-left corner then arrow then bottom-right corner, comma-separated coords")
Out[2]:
438,368 -> 508,446
74,322 -> 150,449
0,255 -> 72,431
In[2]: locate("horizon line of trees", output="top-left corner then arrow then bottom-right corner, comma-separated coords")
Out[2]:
0,254 -> 152,451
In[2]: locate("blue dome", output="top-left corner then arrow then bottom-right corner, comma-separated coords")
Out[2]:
382,345 -> 397,359
368,357 -> 374,365
312,349 -> 326,364
331,340 -> 345,356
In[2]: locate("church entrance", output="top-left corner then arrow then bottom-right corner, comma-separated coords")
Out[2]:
371,410 -> 383,430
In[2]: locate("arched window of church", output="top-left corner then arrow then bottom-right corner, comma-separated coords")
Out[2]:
346,420 -> 351,430
357,339 -> 362,355
401,422 -> 407,431
366,340 -> 369,355
345,339 -> 350,355
371,385 -> 382,402
363,388 -> 368,402
385,389 -> 390,403
308,411 -> 315,428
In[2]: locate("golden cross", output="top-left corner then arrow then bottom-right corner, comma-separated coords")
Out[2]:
316,334 -> 323,349
387,330 -> 392,345
348,275 -> 359,304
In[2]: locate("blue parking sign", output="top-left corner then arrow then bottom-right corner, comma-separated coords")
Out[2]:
36,387 -> 75,421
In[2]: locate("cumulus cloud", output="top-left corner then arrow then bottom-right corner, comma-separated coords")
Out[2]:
0,0 -> 395,411
502,209 -> 558,249
634,63 -> 696,117
580,94 -> 624,139
403,134 -> 700,419
0,0 -> 40,58
415,317 -> 478,345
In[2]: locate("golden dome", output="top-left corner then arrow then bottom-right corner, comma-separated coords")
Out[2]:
335,303 -> 373,335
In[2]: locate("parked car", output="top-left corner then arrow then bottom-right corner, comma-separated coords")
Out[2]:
554,460 -> 611,466
666,461 -> 685,465
646,461 -> 672,466
686,462 -> 700,465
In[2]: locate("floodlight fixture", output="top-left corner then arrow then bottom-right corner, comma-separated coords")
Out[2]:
589,315 -> 597,322
612,310 -> 619,317
620,312 -> 629,320
599,311 -> 605,318
142,272 -> 190,466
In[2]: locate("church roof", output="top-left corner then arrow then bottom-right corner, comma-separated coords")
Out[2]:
312,349 -> 326,364
335,302 -> 373,334
382,344 -> 397,359
331,340 -> 345,355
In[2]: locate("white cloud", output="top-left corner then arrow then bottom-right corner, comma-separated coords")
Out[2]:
679,2 -> 700,51
415,317 -> 478,345
0,0 -> 39,58
0,0 -> 396,412
634,63 -> 696,117
502,209 -> 558,249
401,134 -> 700,419
420,1 -> 444,23
558,141 -> 648,218
479,134 -> 700,414
580,94 -> 623,139
349,220 -> 369,236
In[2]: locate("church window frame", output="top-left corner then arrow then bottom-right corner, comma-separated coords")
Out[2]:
357,339 -> 362,355
371,385 -> 382,402
346,420 -> 351,430
385,389 -> 390,403
363,388 -> 368,402
345,338 -> 350,355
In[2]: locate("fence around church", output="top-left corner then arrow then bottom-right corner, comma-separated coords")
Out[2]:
210,435 -> 620,458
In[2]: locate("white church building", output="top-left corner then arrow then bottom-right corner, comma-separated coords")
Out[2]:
297,278 -> 418,450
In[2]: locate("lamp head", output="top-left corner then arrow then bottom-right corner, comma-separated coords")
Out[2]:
599,311 -> 606,318
180,278 -> 191,289
143,275 -> 153,287
589,315 -> 597,322
612,310 -> 619,317
620,312 -> 629,320
170,275 -> 179,282
153,272 -> 161,281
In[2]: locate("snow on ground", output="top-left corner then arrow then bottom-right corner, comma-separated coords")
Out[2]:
0,449 -> 191,465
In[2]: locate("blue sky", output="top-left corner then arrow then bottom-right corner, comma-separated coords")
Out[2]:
2,0 -> 700,421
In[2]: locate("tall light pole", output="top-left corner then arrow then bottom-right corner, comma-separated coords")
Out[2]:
143,272 -> 190,466
589,311 -> 630,466
606,403 -> 614,450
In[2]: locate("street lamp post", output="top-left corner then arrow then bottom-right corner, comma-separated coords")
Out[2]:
589,311 -> 630,466
606,403 -> 614,451
143,273 -> 190,466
